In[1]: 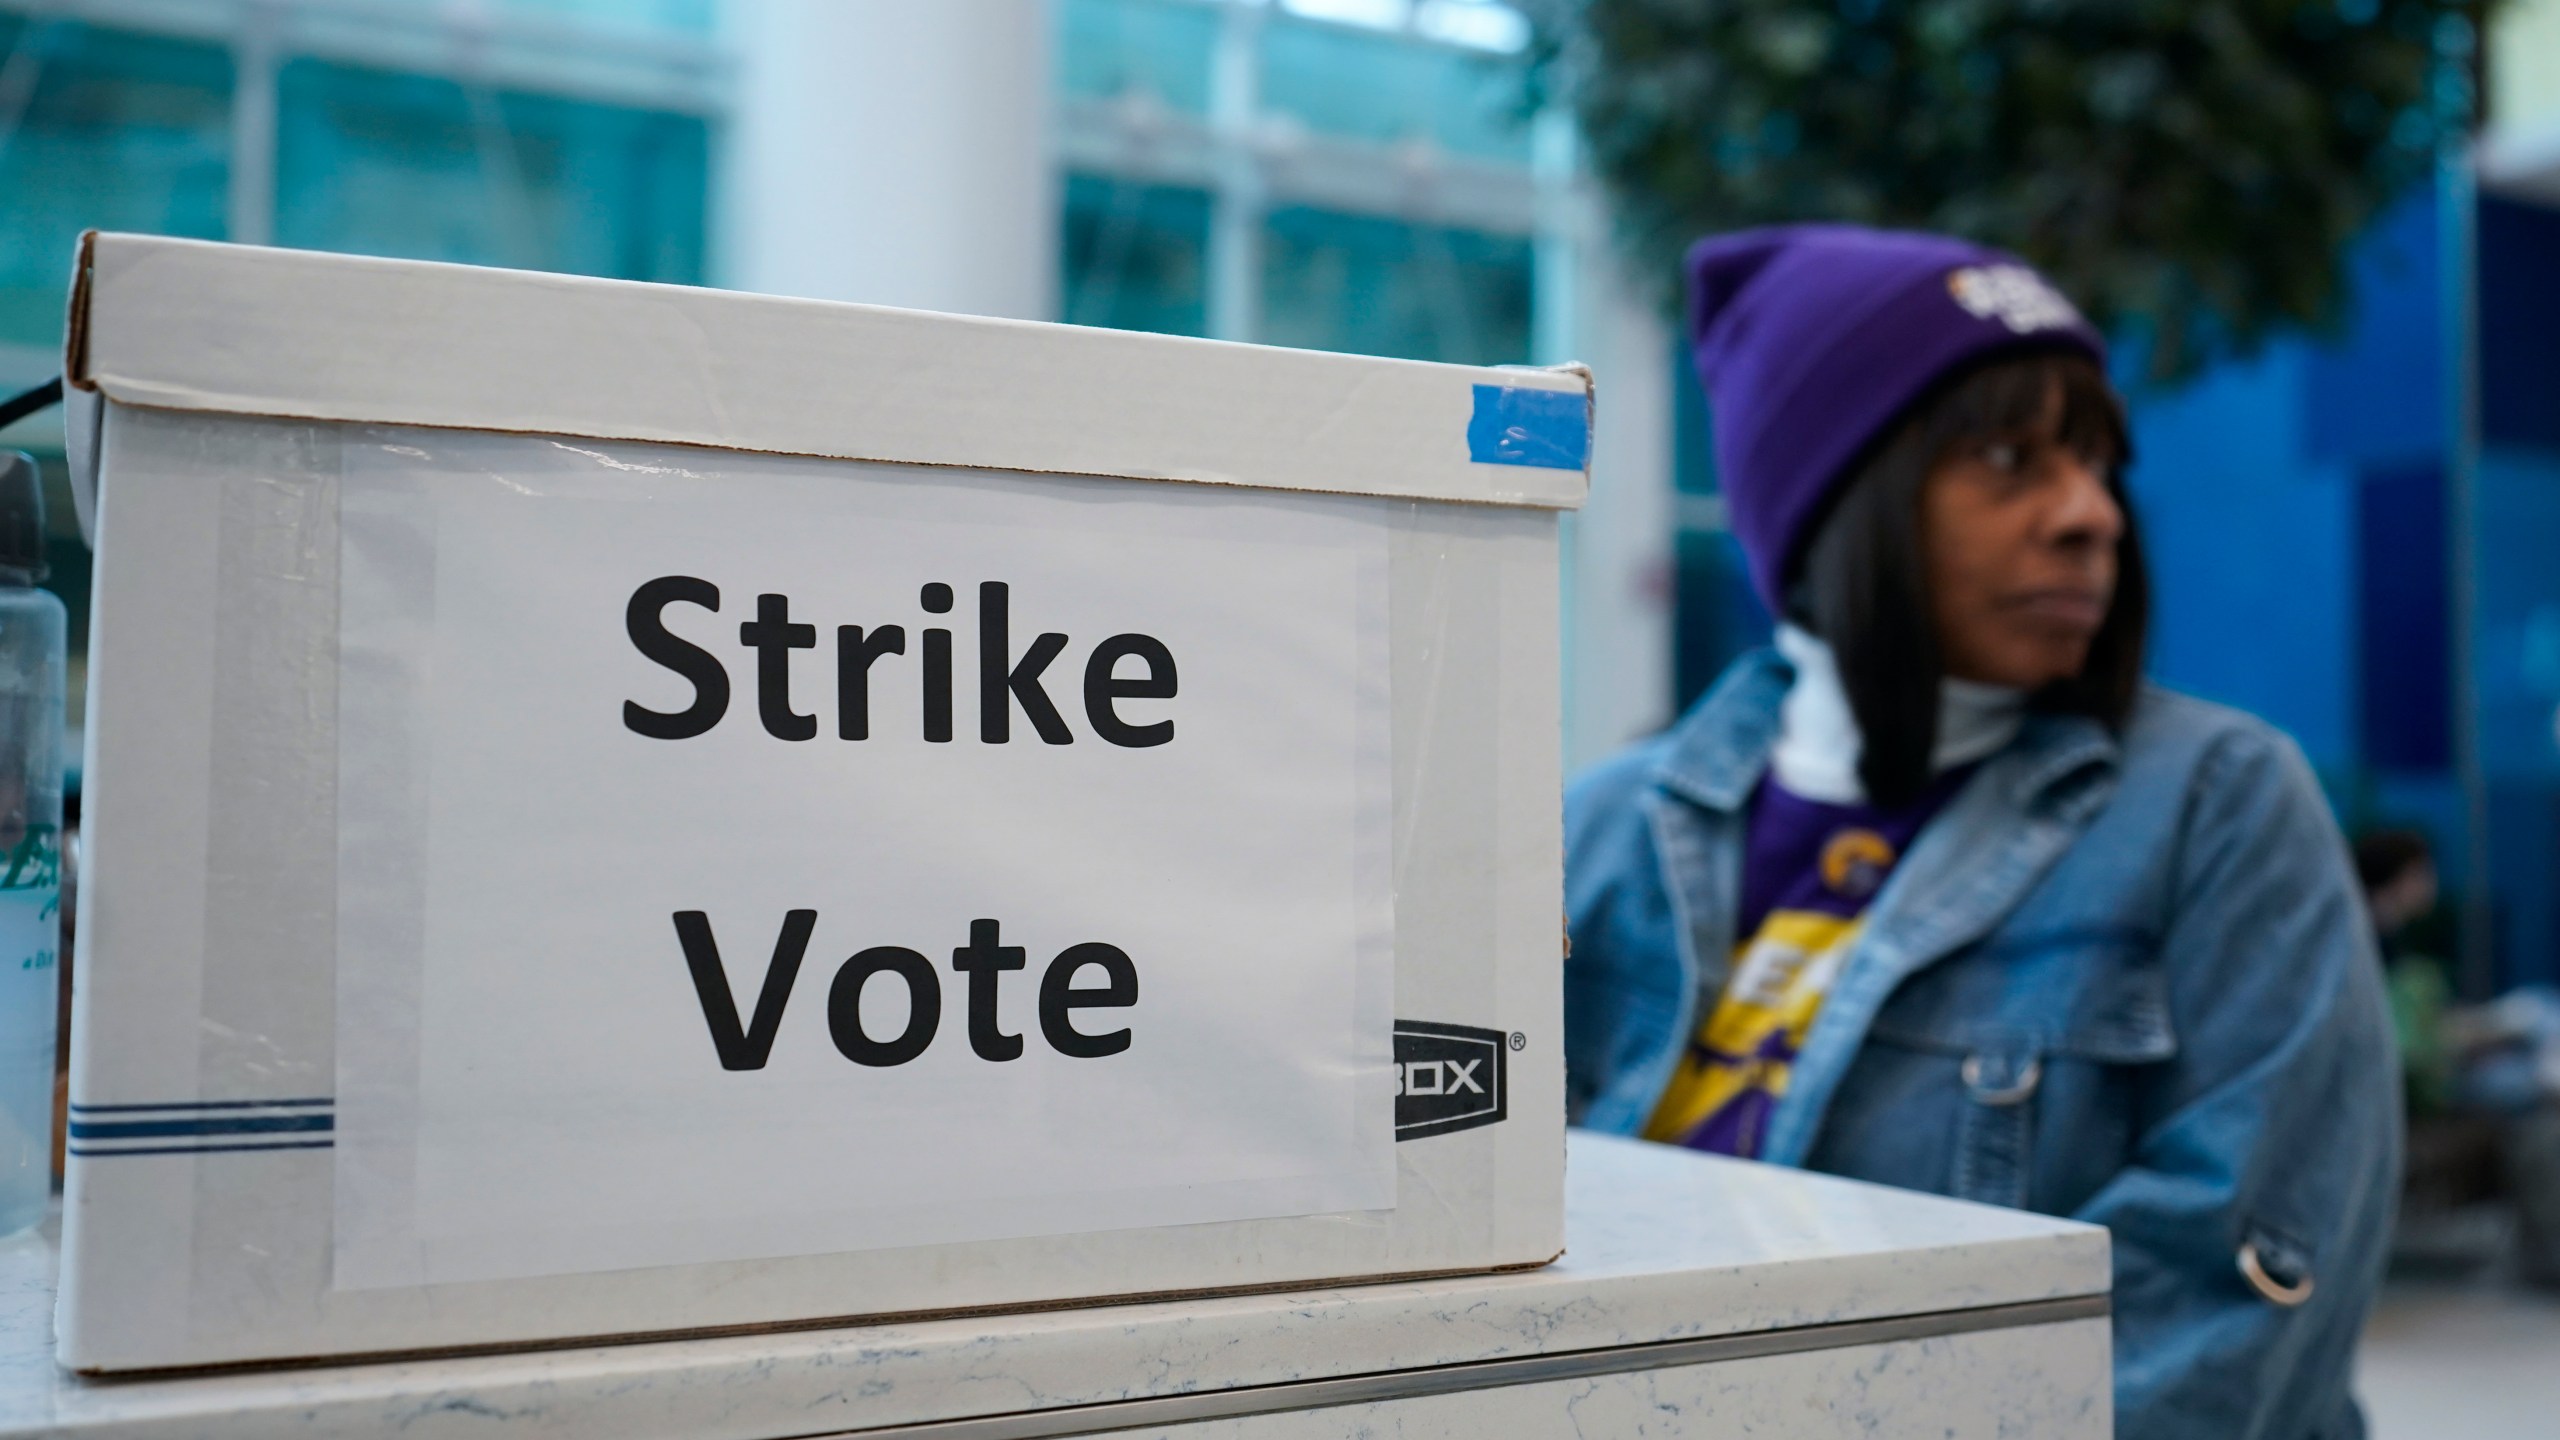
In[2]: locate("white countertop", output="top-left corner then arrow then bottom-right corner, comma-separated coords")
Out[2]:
0,1133 -> 2107,1439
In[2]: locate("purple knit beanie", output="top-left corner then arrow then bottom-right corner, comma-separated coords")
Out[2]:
1686,224 -> 2109,610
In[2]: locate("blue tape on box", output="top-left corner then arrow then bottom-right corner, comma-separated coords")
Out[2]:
1466,384 -> 1590,471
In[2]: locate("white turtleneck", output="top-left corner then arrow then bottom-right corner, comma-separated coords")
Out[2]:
1769,624 -> 2025,806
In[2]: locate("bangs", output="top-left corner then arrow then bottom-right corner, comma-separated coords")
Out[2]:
1913,348 -> 2131,476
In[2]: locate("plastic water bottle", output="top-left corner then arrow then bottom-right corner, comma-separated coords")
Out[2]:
0,453 -> 63,1238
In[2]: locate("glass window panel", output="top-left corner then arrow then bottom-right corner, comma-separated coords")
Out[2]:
1059,0 -> 1218,115
1673,527 -> 1767,714
1260,206 -> 1530,366
1062,173 -> 1212,337
1668,340 -> 1769,710
1258,15 -> 1529,163
1671,333 -> 1719,497
1410,0 -> 1531,54
362,0 -> 717,40
275,58 -> 706,284
0,18 -> 230,350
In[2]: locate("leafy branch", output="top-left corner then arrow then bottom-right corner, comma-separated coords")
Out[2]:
1527,0 -> 2490,380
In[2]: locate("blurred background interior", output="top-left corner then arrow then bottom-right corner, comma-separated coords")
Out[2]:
2,0 -> 2559,1429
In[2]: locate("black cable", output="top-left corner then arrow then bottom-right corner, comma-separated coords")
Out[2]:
0,377 -> 63,432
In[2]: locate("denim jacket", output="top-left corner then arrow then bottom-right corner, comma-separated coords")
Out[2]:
1565,650 -> 2401,1440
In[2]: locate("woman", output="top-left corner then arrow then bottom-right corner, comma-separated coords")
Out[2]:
1564,225 -> 2398,1439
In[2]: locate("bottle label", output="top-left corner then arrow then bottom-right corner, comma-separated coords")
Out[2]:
0,826 -> 58,1067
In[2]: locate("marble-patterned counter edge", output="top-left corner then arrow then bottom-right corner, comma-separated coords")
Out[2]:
0,1134 -> 2108,1440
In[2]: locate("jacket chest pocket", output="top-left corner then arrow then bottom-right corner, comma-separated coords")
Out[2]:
1866,934 -> 2176,1211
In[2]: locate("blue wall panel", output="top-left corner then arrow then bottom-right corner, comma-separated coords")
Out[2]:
2357,463 -> 2451,772
2124,346 -> 2357,770
2302,190 -> 2443,472
2475,447 -> 2560,782
2482,195 -> 2560,452
2490,787 -> 2560,991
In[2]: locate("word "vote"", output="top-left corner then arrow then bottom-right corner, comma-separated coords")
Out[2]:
624,577 -> 1177,747
676,911 -> 1139,1071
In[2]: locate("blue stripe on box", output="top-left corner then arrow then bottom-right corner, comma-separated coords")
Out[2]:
68,1113 -> 334,1141
69,1096 -> 332,1114
1466,384 -> 1590,471
68,1139 -> 334,1158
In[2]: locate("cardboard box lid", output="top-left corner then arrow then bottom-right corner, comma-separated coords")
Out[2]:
63,232 -> 1591,520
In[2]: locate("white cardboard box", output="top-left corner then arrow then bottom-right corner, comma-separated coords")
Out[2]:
54,234 -> 1581,1371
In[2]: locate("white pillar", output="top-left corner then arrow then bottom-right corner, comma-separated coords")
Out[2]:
717,0 -> 1056,320
1561,250 -> 1676,773
226,1 -> 280,248
1203,0 -> 1264,342
1532,113 -> 1674,773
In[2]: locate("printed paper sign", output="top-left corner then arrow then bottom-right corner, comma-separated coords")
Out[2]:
333,436 -> 1395,1289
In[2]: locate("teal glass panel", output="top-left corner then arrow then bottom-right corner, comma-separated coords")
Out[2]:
1062,174 -> 1211,337
1673,525 -> 1767,714
1059,0 -> 1218,115
1671,331 -> 1716,496
1260,206 -> 1530,366
1259,16 -> 1529,163
1666,336 -> 1769,710
364,0 -> 716,39
275,58 -> 705,283
0,18 -> 230,350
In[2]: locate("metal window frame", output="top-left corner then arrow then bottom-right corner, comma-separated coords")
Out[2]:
3,0 -> 730,255
1057,0 -> 1594,357
16,0 -> 1590,358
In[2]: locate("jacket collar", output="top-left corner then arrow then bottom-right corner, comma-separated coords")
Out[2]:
1651,649 -> 1790,813
1650,645 -> 2121,819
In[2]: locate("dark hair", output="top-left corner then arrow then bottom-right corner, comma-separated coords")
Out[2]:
1785,348 -> 2148,807
2354,829 -> 2433,895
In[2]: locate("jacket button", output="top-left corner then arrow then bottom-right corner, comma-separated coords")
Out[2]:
1960,1052 -> 2042,1106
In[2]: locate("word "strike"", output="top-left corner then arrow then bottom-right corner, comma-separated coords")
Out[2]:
624,577 -> 1177,746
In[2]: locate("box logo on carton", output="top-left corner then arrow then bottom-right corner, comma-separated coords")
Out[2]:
1393,1021 -> 1510,1139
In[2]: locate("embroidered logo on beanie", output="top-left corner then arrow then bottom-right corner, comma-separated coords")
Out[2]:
1946,264 -> 2081,335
